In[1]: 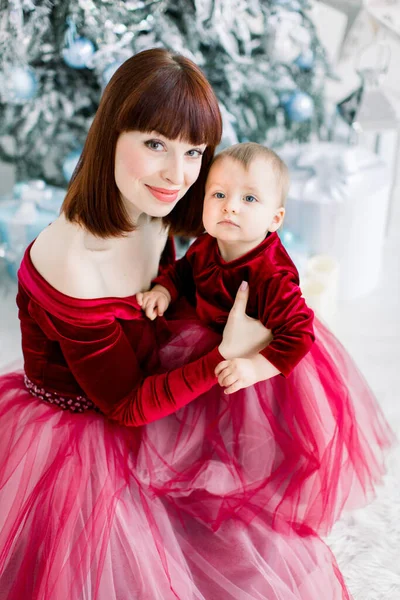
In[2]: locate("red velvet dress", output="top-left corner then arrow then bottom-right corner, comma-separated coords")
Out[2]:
0,238 -> 393,600
155,232 -> 315,377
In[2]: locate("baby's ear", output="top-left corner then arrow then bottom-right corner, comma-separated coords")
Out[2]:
269,207 -> 285,232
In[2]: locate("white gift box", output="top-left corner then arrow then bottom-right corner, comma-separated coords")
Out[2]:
280,142 -> 391,300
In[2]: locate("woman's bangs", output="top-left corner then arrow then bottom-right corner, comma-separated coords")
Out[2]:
119,77 -> 221,148
159,84 -> 221,147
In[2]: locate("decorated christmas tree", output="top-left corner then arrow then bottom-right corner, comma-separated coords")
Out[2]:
0,0 -> 330,188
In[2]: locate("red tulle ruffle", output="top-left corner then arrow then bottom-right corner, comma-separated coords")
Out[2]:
0,315 -> 393,599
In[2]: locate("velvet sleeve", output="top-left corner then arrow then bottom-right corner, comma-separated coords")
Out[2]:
30,305 -> 222,427
259,271 -> 314,377
153,254 -> 196,305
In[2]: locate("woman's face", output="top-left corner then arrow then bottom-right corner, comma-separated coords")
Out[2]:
114,130 -> 207,220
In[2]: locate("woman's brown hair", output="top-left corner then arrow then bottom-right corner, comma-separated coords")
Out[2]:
62,48 -> 222,237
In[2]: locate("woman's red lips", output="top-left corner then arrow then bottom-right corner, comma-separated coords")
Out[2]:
146,185 -> 180,203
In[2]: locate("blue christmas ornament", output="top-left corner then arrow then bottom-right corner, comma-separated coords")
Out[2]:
5,65 -> 38,102
62,149 -> 82,182
63,37 -> 95,69
101,60 -> 124,87
284,91 -> 314,122
295,49 -> 314,71
62,17 -> 95,69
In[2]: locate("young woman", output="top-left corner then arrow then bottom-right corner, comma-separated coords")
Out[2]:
0,47 -> 272,600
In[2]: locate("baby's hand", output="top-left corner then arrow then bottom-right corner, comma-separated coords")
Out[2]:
136,285 -> 171,320
215,354 -> 280,393
215,357 -> 259,394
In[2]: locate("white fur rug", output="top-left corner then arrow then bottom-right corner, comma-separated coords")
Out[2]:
327,423 -> 400,599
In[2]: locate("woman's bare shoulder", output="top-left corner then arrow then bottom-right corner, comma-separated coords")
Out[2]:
30,216 -> 103,299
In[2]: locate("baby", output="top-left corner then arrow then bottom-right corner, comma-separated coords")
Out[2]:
137,142 -> 314,393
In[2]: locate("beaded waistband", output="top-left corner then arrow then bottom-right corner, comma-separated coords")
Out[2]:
24,375 -> 99,413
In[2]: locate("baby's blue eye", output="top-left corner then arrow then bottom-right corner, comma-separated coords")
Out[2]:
214,192 -> 225,199
244,195 -> 257,203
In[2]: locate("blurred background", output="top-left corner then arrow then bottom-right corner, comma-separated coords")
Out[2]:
0,1 -> 400,597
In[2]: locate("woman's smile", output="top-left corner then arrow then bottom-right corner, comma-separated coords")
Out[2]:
145,184 -> 180,203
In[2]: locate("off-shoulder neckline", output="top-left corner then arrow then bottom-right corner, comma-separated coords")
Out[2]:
20,241 -> 141,311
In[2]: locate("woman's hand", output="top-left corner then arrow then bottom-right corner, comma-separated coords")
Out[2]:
218,281 -> 273,360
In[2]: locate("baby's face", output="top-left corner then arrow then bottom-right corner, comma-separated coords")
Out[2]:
203,156 -> 285,252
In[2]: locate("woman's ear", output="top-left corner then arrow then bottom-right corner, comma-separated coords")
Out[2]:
269,207 -> 285,232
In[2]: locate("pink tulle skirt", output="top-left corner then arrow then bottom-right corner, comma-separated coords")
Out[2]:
0,316 -> 393,599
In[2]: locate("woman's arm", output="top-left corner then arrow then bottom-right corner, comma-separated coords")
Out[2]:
31,282 -> 271,427
31,302 -> 222,426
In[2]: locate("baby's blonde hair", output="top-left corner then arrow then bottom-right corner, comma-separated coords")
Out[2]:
212,142 -> 290,206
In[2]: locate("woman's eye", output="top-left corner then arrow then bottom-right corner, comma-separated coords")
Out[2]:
244,195 -> 257,203
186,149 -> 204,158
145,140 -> 164,151
214,192 -> 225,199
